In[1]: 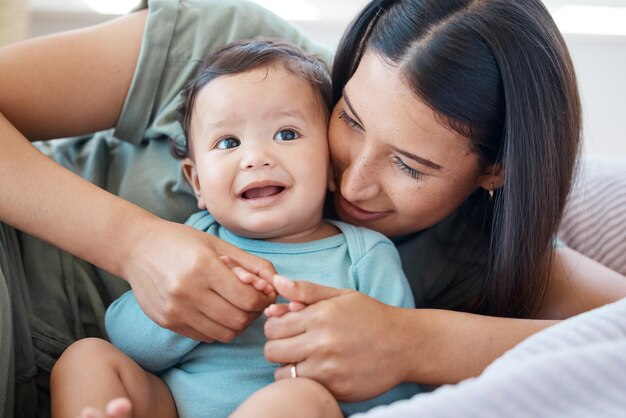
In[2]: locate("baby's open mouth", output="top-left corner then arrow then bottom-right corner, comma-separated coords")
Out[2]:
241,186 -> 285,199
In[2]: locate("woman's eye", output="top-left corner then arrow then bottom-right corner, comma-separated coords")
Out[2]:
393,157 -> 423,181
274,129 -> 299,141
338,110 -> 362,130
215,137 -> 240,149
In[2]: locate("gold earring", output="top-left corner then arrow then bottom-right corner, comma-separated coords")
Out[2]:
488,184 -> 494,200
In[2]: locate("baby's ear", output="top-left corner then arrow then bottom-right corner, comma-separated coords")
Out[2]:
182,158 -> 207,210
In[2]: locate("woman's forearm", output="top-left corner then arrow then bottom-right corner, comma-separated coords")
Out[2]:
0,10 -> 151,277
0,113 -> 160,279
0,9 -> 278,342
401,307 -> 557,385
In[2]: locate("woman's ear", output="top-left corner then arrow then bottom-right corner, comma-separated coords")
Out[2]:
182,158 -> 207,210
477,163 -> 504,193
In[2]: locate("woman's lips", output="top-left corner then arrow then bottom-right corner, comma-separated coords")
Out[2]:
336,194 -> 390,222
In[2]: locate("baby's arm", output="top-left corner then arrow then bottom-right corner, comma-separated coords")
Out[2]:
105,291 -> 201,374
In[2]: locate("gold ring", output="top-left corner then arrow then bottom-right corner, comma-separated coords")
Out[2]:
290,364 -> 298,378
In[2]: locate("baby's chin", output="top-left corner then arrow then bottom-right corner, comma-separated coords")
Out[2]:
227,222 -> 325,244
226,224 -> 296,241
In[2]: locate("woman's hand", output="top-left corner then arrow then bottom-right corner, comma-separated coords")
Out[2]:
263,276 -> 414,401
123,218 -> 277,343
263,278 -> 561,393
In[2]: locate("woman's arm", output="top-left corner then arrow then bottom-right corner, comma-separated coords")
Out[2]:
0,12 -> 145,140
0,12 -> 276,342
536,247 -> 626,319
264,248 -> 626,399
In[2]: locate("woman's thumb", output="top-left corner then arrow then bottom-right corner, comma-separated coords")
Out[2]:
272,275 -> 344,304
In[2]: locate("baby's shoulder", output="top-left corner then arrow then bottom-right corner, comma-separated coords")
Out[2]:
327,220 -> 396,259
184,210 -> 217,230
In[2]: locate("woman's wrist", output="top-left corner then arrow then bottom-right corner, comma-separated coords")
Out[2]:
116,206 -> 169,285
392,307 -> 436,384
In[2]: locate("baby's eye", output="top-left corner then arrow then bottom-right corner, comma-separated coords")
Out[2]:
215,137 -> 240,149
274,129 -> 299,141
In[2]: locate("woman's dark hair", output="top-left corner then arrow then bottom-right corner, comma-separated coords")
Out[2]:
172,38 -> 332,158
334,0 -> 581,317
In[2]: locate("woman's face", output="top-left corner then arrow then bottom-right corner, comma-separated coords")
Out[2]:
329,51 -> 496,237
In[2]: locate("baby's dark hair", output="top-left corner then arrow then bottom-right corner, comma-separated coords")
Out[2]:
171,38 -> 332,159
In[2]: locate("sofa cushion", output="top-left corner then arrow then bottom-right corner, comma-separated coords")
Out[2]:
558,157 -> 626,276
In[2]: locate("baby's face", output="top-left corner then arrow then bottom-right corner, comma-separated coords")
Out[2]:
184,64 -> 331,241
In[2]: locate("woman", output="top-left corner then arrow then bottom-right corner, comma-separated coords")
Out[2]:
260,0 -> 626,397
0,0 -> 624,416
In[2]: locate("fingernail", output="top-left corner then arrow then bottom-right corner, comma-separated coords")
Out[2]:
273,274 -> 294,288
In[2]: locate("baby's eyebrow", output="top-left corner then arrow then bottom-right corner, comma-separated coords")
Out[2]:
268,109 -> 307,120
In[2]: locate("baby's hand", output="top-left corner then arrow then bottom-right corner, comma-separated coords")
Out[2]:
220,256 -> 275,295
264,301 -> 307,318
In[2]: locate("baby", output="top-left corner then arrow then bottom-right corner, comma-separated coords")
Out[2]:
51,39 -> 418,418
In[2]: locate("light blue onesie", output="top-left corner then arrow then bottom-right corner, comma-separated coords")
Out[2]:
105,211 -> 419,417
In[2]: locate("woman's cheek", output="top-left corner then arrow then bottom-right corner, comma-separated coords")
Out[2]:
328,124 -> 353,173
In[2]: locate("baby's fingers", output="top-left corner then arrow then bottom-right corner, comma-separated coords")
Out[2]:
231,266 -> 257,284
288,301 -> 306,312
264,303 -> 291,318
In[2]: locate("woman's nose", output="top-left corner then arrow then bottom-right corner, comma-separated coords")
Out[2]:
340,153 -> 381,201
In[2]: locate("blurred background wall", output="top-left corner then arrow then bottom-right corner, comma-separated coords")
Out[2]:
0,0 -> 30,45
3,0 -> 625,157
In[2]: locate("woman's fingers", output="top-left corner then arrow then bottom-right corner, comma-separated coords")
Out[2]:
273,358 -> 312,381
264,309 -> 310,340
264,331 -> 311,365
271,275 -> 347,304
159,299 -> 242,343
126,222 -> 276,341
264,292 -> 410,402
171,324 -> 214,344
194,290 -> 263,341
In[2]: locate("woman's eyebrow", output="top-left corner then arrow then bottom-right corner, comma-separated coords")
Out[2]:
394,147 -> 443,171
342,91 -> 364,126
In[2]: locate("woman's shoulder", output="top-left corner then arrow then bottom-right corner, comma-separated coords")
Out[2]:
394,203 -> 491,310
